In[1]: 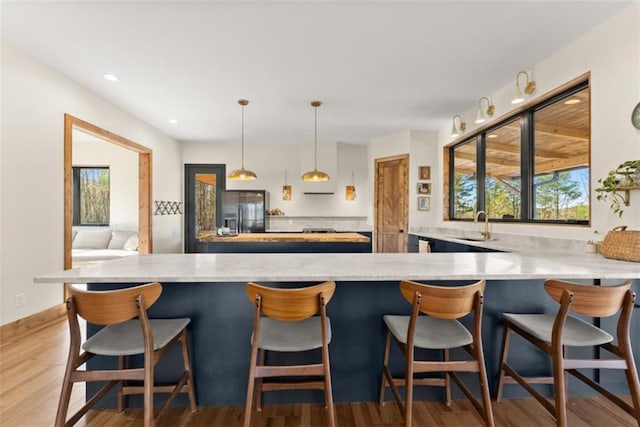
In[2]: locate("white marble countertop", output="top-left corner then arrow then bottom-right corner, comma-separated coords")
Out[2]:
34,252 -> 640,284
409,228 -> 588,254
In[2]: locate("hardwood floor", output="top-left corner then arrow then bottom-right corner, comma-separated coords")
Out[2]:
0,317 -> 636,426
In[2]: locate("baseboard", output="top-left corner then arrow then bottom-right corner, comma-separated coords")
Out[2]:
0,304 -> 66,341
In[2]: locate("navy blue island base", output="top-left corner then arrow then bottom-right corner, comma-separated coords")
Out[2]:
86,278 -> 639,409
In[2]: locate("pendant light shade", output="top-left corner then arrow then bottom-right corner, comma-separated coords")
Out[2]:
228,99 -> 257,180
302,101 -> 330,182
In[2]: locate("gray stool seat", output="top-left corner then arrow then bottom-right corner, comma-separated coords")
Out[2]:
503,313 -> 612,347
257,317 -> 331,352
383,315 -> 473,349
83,318 -> 191,356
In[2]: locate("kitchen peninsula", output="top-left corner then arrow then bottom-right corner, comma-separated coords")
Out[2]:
197,231 -> 372,253
36,252 -> 640,409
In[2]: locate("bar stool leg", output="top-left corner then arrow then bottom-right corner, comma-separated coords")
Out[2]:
321,341 -> 336,427
475,343 -> 495,427
118,356 -> 126,413
552,342 -> 567,427
244,343 -> 259,427
621,344 -> 640,424
55,361 -> 75,426
180,330 -> 198,412
253,349 -> 265,412
379,331 -> 392,407
143,351 -> 154,427
444,349 -> 451,407
496,324 -> 512,403
405,347 -> 414,427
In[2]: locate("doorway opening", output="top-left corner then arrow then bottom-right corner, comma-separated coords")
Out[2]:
63,114 -> 152,270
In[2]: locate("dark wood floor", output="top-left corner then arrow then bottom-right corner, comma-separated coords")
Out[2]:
0,317 -> 636,426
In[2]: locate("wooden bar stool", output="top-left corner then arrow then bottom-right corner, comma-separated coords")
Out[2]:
379,280 -> 494,427
56,283 -> 197,427
496,279 -> 640,426
244,281 -> 336,427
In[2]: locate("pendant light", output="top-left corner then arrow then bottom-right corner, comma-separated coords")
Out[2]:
228,99 -> 257,180
301,100 -> 330,182
282,170 -> 292,201
345,170 -> 356,201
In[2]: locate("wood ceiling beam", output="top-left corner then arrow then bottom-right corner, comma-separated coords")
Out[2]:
534,153 -> 589,175
455,151 -> 520,167
487,141 -> 570,159
503,123 -> 588,140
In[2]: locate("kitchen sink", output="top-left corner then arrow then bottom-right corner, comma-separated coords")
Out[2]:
447,236 -> 496,242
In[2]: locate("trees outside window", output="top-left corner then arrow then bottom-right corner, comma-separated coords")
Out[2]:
72,167 -> 110,226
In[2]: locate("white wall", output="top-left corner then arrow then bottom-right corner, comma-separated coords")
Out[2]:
0,43 -> 183,325
73,132 -> 138,230
367,130 -> 440,229
435,3 -> 640,241
182,141 -> 369,218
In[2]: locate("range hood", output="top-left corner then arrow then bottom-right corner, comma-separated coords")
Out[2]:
300,140 -> 337,193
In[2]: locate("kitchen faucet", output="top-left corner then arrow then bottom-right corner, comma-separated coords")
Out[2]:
474,211 -> 490,240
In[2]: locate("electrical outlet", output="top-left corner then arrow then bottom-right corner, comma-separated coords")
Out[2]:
15,293 -> 25,308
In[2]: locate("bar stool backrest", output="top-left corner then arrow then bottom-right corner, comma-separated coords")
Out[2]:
246,281 -> 336,322
399,280 -> 486,320
67,283 -> 162,325
544,279 -> 632,317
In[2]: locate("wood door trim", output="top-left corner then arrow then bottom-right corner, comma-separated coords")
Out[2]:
63,114 -> 153,275
374,154 -> 409,253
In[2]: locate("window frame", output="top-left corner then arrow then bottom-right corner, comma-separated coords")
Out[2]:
72,166 -> 111,226
446,74 -> 590,225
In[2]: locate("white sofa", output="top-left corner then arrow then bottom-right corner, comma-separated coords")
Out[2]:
72,228 -> 139,267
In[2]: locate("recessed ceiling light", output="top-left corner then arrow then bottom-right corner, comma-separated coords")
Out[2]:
564,98 -> 580,105
103,73 -> 119,82
487,134 -> 498,139
168,119 -> 178,124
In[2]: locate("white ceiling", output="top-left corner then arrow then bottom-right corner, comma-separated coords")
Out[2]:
1,1 -> 631,145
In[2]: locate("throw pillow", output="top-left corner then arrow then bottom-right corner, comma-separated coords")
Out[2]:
124,234 -> 139,251
108,230 -> 136,249
72,228 -> 113,249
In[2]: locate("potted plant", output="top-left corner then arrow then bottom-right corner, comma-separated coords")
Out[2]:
595,160 -> 640,217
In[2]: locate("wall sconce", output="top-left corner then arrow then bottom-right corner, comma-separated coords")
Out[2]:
345,170 -> 356,201
450,114 -> 467,138
474,96 -> 495,124
511,70 -> 536,104
282,170 -> 292,201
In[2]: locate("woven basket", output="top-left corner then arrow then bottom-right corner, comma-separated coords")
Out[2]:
600,226 -> 640,262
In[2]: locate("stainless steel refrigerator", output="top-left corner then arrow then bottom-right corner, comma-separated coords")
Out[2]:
220,190 -> 267,233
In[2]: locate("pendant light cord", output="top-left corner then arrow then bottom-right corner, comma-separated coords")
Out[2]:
241,103 -> 245,169
314,104 -> 318,170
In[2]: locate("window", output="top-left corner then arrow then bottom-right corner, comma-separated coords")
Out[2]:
485,119 -> 522,219
452,140 -> 477,219
533,88 -> 590,221
72,167 -> 110,226
448,78 -> 590,224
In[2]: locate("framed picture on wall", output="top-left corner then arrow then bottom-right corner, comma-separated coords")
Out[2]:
419,166 -> 431,180
418,196 -> 430,211
417,182 -> 431,194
